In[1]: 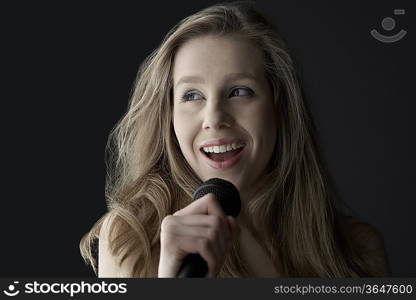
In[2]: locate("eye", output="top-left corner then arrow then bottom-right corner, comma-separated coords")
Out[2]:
229,87 -> 254,98
181,90 -> 204,102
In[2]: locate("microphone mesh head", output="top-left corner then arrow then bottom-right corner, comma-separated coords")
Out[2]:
193,178 -> 241,217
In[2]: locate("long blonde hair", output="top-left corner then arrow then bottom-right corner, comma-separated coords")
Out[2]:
80,1 -> 377,277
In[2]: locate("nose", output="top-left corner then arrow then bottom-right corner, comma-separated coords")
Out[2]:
202,98 -> 233,130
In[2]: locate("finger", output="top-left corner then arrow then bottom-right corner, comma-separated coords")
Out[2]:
173,214 -> 231,234
162,223 -> 210,239
195,237 -> 221,278
169,214 -> 214,227
227,216 -> 240,237
162,215 -> 231,242
173,193 -> 226,218
163,216 -> 230,257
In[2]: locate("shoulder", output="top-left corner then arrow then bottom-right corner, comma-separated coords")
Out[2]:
339,215 -> 392,276
98,214 -> 137,277
340,215 -> 384,248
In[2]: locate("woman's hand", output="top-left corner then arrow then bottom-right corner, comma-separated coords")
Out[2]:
158,193 -> 239,278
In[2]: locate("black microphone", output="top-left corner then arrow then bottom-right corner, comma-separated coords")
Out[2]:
176,178 -> 241,278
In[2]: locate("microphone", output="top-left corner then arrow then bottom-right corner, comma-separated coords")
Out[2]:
176,178 -> 241,278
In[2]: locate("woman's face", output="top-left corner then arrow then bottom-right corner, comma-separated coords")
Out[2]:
172,35 -> 277,198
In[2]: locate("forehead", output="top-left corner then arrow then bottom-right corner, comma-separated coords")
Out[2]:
173,35 -> 265,84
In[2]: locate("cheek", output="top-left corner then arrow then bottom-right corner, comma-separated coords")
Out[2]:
262,107 -> 277,147
173,113 -> 186,148
247,101 -> 276,132
173,109 -> 196,155
248,102 -> 277,153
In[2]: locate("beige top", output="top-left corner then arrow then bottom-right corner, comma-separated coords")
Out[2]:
238,224 -> 280,277
237,215 -> 392,277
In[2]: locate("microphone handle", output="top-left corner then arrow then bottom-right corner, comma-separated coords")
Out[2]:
176,254 -> 208,278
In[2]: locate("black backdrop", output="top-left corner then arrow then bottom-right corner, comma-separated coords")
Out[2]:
1,0 -> 414,277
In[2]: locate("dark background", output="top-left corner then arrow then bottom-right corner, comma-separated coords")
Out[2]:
1,0 -> 414,277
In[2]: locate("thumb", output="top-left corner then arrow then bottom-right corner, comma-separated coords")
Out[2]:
227,216 -> 240,237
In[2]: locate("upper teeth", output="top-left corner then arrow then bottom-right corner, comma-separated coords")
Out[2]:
202,143 -> 245,153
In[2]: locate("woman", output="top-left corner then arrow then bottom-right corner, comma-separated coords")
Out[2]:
80,1 -> 391,277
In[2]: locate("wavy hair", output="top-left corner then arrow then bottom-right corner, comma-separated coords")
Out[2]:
80,1 -> 379,277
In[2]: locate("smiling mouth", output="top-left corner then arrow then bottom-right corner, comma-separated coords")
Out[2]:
200,147 -> 245,162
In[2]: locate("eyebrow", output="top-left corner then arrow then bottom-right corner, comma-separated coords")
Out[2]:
174,72 -> 258,89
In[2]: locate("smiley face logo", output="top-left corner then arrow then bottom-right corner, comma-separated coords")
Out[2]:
3,281 -> 20,297
371,9 -> 407,43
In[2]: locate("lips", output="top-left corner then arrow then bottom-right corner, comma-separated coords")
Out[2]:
199,144 -> 245,169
